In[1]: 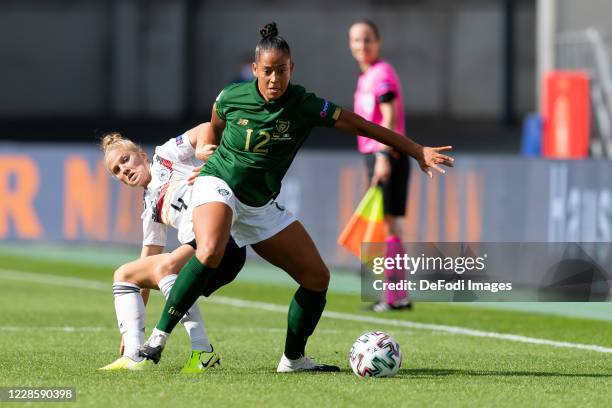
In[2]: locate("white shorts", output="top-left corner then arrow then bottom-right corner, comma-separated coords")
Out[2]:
191,175 -> 297,248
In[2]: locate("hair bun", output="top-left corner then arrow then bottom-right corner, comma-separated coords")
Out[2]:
260,22 -> 278,39
100,131 -> 140,156
100,132 -> 123,151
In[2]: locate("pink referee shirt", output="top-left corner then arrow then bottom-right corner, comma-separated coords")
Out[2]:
354,60 -> 405,154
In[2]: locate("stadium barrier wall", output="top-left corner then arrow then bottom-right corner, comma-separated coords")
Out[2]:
1,144 -> 611,269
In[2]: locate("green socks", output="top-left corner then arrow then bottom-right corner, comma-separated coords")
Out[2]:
157,260 -> 327,359
156,256 -> 215,333
284,286 -> 327,359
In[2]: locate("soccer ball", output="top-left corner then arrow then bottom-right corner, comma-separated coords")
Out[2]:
349,331 -> 402,378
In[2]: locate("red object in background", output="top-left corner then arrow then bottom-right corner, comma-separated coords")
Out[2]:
542,71 -> 590,159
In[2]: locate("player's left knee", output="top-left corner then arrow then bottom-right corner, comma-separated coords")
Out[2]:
195,244 -> 225,268
320,268 -> 331,288
307,267 -> 330,292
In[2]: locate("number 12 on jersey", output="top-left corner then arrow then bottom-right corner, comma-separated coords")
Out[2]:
244,129 -> 270,153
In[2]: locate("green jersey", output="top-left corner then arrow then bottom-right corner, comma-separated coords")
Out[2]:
202,80 -> 341,206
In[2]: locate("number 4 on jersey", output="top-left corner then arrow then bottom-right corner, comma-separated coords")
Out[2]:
171,197 -> 188,212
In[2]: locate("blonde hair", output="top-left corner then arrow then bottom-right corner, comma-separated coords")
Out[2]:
100,132 -> 140,157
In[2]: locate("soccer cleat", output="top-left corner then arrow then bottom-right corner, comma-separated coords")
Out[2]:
370,298 -> 413,312
180,347 -> 221,374
138,331 -> 168,364
276,354 -> 340,373
138,343 -> 164,364
98,356 -> 150,371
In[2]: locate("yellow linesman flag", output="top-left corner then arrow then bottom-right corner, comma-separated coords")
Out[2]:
338,187 -> 386,259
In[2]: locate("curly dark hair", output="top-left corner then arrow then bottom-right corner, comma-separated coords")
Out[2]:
255,22 -> 291,60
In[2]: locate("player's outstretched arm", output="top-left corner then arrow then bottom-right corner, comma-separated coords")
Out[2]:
186,122 -> 210,148
334,109 -> 454,177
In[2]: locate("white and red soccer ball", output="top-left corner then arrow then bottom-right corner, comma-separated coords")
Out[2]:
349,331 -> 402,378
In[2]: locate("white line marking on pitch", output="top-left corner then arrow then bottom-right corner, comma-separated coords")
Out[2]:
0,326 -> 108,332
218,327 -> 350,334
209,296 -> 612,354
1,268 -> 611,354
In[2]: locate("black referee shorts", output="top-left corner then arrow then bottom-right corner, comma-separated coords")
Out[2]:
186,235 -> 246,297
364,153 -> 411,217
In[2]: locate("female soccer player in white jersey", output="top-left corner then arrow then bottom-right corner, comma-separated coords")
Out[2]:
140,23 -> 453,372
99,123 -> 245,372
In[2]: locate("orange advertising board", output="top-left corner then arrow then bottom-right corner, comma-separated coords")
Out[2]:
542,71 -> 590,159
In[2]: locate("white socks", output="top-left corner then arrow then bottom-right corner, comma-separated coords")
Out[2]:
158,274 -> 212,352
113,282 -> 145,362
113,274 -> 211,359
149,327 -> 169,348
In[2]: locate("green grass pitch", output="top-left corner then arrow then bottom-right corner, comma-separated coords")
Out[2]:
0,253 -> 610,407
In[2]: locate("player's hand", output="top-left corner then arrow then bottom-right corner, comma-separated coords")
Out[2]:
371,153 -> 392,187
195,144 -> 217,162
417,146 -> 454,178
187,165 -> 203,185
119,337 -> 124,357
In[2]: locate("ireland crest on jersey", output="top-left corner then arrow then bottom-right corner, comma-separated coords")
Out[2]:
275,119 -> 290,133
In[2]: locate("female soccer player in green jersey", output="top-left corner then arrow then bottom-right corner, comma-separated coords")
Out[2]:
140,22 -> 454,372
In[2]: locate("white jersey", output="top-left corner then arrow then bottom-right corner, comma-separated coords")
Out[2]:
142,133 -> 199,247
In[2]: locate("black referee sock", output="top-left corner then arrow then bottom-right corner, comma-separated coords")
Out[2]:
284,286 -> 327,360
